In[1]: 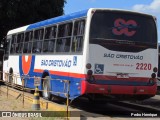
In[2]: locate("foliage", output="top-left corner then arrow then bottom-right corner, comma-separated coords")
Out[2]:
0,0 -> 66,45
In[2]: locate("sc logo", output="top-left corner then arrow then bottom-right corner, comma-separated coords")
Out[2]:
112,18 -> 137,36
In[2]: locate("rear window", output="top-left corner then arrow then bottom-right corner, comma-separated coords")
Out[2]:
90,10 -> 157,44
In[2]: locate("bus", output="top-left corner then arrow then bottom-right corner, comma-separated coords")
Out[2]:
3,8 -> 158,101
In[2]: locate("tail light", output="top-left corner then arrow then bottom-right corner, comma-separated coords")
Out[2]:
87,69 -> 95,81
151,73 -> 156,78
153,67 -> 158,73
86,63 -> 92,69
86,63 -> 95,82
148,67 -> 158,85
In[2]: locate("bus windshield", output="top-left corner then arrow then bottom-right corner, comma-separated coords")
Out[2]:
90,10 -> 157,52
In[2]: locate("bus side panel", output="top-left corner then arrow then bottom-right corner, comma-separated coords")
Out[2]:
4,56 -> 22,85
5,55 -> 85,99
33,55 -> 85,99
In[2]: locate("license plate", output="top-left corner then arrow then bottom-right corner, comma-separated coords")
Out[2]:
117,73 -> 129,78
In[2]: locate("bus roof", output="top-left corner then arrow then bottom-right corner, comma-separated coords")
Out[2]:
7,9 -> 89,35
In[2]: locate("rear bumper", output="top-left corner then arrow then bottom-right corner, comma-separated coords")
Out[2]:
81,80 -> 157,95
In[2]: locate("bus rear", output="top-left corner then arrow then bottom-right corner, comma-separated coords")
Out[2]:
82,9 -> 158,100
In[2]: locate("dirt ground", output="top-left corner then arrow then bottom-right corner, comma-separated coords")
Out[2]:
0,92 -> 32,111
0,91 -> 31,120
0,91 -> 61,120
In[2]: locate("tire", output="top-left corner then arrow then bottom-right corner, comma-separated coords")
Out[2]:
42,76 -> 52,100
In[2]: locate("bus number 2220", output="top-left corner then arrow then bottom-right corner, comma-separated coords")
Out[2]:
136,63 -> 152,70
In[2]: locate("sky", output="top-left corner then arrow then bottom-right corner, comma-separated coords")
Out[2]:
64,0 -> 160,41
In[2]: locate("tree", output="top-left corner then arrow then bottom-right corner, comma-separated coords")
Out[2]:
0,0 -> 66,46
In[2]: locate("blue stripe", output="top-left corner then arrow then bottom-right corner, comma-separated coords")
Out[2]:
27,9 -> 88,30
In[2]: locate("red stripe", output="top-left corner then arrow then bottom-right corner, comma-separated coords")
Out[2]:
34,69 -> 44,73
34,69 -> 85,78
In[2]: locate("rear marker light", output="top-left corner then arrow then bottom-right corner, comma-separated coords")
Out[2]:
91,10 -> 95,14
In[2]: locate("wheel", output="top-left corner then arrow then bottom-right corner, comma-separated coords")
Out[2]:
42,76 -> 52,100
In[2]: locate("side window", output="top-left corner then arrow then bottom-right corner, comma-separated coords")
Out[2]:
43,26 -> 56,52
32,29 -> 44,53
16,33 -> 24,53
71,20 -> 85,52
23,31 -> 33,53
56,23 -> 72,52
10,35 -> 17,54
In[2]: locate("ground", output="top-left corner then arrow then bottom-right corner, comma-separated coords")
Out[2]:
0,92 -> 31,111
0,86 -> 159,120
0,91 -> 62,120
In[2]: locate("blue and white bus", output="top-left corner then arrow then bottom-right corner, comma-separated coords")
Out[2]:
3,8 -> 158,101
